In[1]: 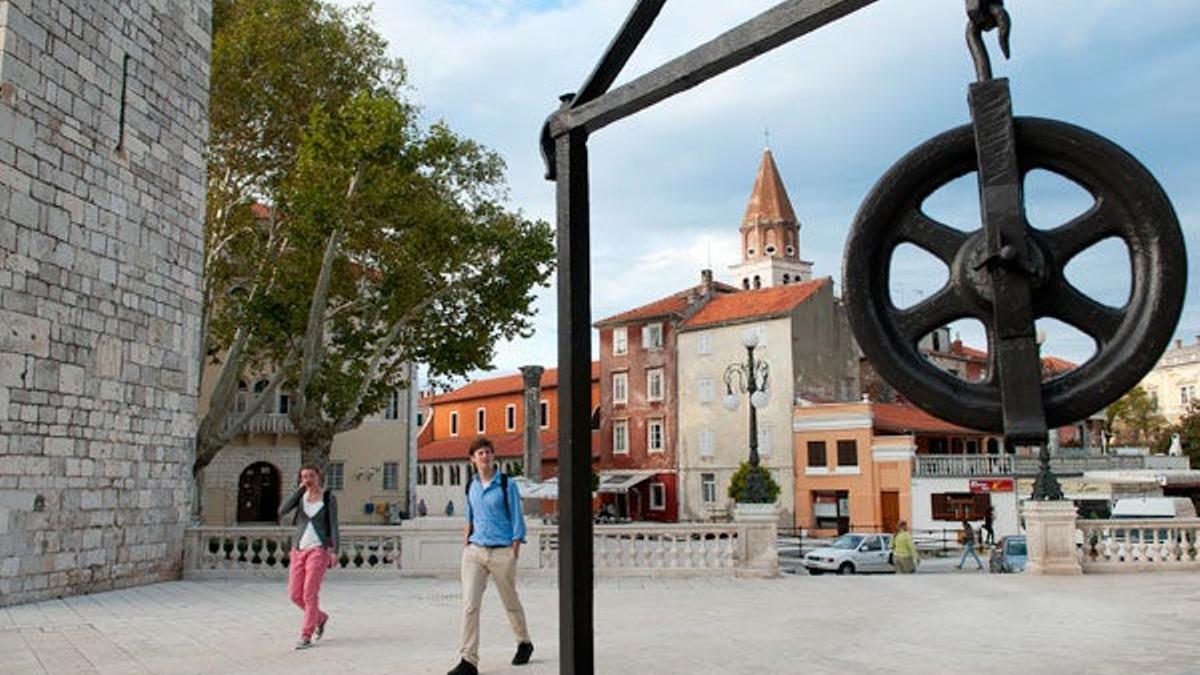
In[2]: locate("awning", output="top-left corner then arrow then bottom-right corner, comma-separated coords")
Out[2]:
598,471 -> 656,494
514,477 -> 558,500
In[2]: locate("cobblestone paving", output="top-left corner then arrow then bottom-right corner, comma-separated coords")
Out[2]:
3,572 -> 1200,674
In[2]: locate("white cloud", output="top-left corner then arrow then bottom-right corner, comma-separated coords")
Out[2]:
333,0 -> 1200,381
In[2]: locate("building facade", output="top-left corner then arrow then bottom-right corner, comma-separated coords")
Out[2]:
416,364 -> 599,518
0,1 -> 210,605
1139,336 -> 1200,425
676,279 -> 859,524
197,363 -> 417,526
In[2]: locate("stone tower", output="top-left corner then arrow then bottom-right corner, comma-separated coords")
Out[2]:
728,148 -> 813,290
0,1 -> 211,605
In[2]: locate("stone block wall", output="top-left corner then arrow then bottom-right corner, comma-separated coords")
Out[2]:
0,0 -> 210,605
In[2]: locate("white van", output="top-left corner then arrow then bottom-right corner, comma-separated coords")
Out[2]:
1110,497 -> 1197,519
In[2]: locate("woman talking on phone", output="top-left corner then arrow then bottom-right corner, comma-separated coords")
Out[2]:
279,464 -> 339,649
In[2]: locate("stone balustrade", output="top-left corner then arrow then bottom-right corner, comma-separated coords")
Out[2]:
913,455 -> 1013,476
222,412 -> 294,435
183,519 -> 770,579
1076,518 -> 1200,572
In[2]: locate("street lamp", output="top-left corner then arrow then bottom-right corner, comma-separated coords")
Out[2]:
1031,327 -> 1064,500
723,328 -> 772,503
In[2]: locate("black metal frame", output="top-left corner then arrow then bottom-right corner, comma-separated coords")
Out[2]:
542,2 -> 881,672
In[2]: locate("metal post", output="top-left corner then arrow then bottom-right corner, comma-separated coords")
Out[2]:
555,118 -> 593,675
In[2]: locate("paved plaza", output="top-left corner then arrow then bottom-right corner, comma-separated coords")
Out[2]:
3,563 -> 1200,675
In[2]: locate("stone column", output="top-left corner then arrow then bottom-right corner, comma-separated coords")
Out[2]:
732,503 -> 780,578
519,365 -> 544,515
1022,500 -> 1082,575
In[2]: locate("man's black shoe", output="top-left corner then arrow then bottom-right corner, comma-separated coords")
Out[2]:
447,659 -> 478,675
512,641 -> 534,666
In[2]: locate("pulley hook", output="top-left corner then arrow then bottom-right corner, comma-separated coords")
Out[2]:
965,0 -> 1012,81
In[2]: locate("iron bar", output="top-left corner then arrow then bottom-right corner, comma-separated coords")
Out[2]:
559,0 -> 879,137
555,120 -> 594,674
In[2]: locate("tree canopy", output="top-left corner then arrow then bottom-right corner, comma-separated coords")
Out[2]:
196,0 -> 555,480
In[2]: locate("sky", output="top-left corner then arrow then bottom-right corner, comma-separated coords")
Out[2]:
335,0 -> 1200,385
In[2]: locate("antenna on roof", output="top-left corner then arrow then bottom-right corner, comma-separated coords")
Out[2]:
764,126 -> 770,150
707,239 -> 713,269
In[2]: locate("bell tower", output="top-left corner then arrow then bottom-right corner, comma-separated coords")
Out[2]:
728,147 -> 812,290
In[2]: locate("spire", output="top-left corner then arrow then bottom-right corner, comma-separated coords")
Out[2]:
741,148 -> 797,227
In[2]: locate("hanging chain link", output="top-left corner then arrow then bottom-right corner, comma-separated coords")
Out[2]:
965,0 -> 1012,81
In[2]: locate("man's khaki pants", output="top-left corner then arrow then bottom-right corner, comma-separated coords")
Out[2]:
459,544 -> 530,665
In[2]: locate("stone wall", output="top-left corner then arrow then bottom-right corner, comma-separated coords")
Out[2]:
0,0 -> 210,605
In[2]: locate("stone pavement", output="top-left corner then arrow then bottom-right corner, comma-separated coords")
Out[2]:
3,570 -> 1200,675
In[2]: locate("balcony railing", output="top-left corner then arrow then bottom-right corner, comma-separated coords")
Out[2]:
222,412 -> 294,435
914,453 -> 1177,477
913,455 -> 1013,477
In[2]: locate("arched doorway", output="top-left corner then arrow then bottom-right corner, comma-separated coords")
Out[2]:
237,461 -> 281,523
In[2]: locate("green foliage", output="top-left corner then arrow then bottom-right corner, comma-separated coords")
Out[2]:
204,0 -> 555,469
1104,385 -> 1167,446
726,462 -> 781,504
1151,401 -> 1200,466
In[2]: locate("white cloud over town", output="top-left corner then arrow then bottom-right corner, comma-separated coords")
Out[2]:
336,0 -> 1200,383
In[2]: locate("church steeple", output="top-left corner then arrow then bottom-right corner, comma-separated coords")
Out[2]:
729,147 -> 812,290
742,149 -> 797,228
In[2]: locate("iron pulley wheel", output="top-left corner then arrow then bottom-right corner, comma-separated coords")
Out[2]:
843,117 -> 1187,433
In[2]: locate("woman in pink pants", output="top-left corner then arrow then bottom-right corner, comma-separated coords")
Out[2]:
279,464 -> 339,649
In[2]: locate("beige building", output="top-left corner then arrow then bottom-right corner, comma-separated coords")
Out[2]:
675,279 -> 859,524
1139,336 -> 1200,424
197,363 -> 416,526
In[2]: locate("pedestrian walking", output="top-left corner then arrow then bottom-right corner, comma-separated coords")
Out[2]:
890,521 -> 920,573
983,506 -> 995,545
956,519 -> 983,570
447,437 -> 534,675
279,464 -> 339,649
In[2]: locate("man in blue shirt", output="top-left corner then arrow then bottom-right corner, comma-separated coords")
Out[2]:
448,437 -> 533,675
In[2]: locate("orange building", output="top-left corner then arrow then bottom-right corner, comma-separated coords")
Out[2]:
792,400 -> 998,536
415,364 -> 599,516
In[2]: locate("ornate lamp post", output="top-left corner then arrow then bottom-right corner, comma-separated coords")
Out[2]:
723,329 -> 772,503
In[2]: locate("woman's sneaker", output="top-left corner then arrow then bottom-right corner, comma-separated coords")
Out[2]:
295,638 -> 313,650
315,614 -> 329,641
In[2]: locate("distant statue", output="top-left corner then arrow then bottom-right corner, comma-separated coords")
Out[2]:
445,500 -> 455,517
417,498 -> 428,517
1169,433 -> 1183,457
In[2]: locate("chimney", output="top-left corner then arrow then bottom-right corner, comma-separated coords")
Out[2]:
701,269 -> 714,297
519,365 -> 544,513
1177,338 -> 1184,350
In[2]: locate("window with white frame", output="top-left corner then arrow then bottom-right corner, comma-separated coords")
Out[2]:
613,372 -> 628,405
643,323 -> 663,351
506,404 -> 517,431
613,327 -> 628,355
650,482 -> 666,510
539,400 -> 549,428
697,331 -> 712,355
416,465 -> 427,485
383,462 -> 398,490
277,391 -> 291,414
432,465 -> 444,486
698,376 -> 714,403
449,465 -> 461,486
699,429 -> 715,458
450,411 -> 459,436
756,422 -> 773,457
647,419 -> 665,453
235,381 -> 248,413
613,419 -> 629,454
647,368 -> 664,402
476,407 -> 486,434
384,389 -> 400,420
1181,385 -> 1196,406
701,472 -> 717,503
327,462 -> 345,490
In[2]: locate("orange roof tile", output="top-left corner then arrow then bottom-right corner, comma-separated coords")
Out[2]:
872,402 -> 983,435
1041,355 -> 1077,374
681,278 -> 827,329
418,430 -> 600,462
742,149 -> 797,226
595,281 -> 738,327
431,362 -> 599,404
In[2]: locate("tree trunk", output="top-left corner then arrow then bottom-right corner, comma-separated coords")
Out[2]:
299,427 -> 335,476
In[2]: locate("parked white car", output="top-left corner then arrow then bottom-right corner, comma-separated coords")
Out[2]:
804,533 -> 894,575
